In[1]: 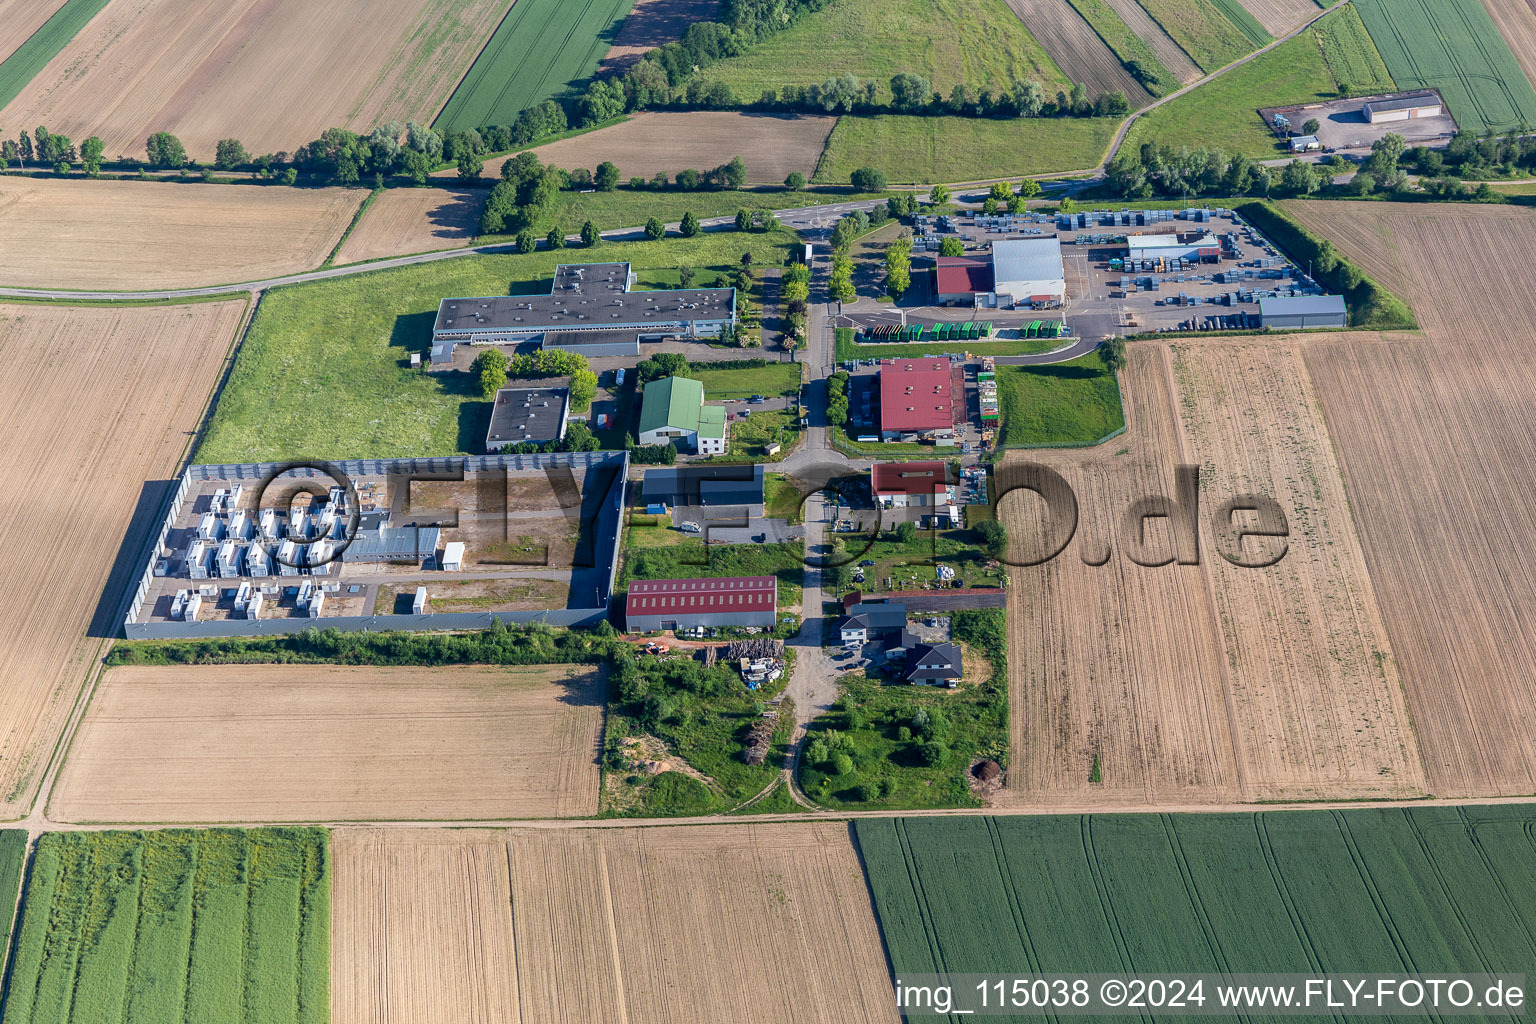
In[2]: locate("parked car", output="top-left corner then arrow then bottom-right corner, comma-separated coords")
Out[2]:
748,395 -> 766,404
859,559 -> 875,567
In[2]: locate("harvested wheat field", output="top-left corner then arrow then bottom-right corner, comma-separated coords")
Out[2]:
458,112 -> 836,184
1288,200 -> 1536,798
1482,0 -> 1536,93
331,824 -> 897,1024
599,0 -> 720,74
1235,0 -> 1315,35
51,663 -> 604,822
0,177 -> 361,289
997,341 -> 1424,806
0,0 -> 68,63
0,300 -> 243,817
0,0 -> 514,159
1002,0 -> 1151,101
334,187 -> 485,264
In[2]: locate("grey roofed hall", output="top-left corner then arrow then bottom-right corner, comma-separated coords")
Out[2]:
1259,294 -> 1347,327
1362,91 -> 1441,115
643,465 -> 765,508
485,386 -> 569,450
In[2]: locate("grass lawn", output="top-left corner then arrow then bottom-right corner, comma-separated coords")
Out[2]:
995,351 -> 1125,447
814,115 -> 1120,185
1137,0 -> 1264,73
1124,6 -> 1381,158
798,609 -> 1007,810
726,409 -> 803,460
1492,181 -> 1536,195
836,331 -> 1067,362
690,362 -> 801,400
764,472 -> 804,523
196,230 -> 799,463
702,0 -> 1067,99
837,526 -> 1004,594
504,187 -> 888,238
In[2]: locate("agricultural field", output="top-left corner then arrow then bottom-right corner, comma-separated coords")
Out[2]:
0,0 -> 517,159
1312,2 -> 1397,98
1480,0 -> 1536,96
0,0 -> 99,105
996,341 -> 1423,806
50,664 -> 605,822
815,114 -> 1119,184
334,187 -> 486,264
1136,0 -> 1266,73
599,0 -> 720,74
1230,0 -> 1317,36
999,0 -> 1151,102
1098,0 -> 1202,83
462,112 -> 835,185
702,0 -> 1068,99
1064,0 -> 1184,94
1353,0 -> 1536,133
434,0 -> 634,133
0,830 -> 27,968
1288,200 -> 1536,798
0,178 -> 362,289
858,808 -> 1536,985
0,300 -> 243,818
330,825 -> 897,1024
994,351 -> 1125,448
195,229 -> 798,463
2,829 -> 328,1024
506,185 -> 886,239
1124,5 -> 1388,158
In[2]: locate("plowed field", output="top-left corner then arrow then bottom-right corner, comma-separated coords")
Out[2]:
1288,200 -> 1536,798
1481,0 -> 1536,96
0,300 -> 244,817
334,187 -> 485,264
51,663 -> 604,822
0,0 -> 68,63
1235,0 -> 1317,35
331,824 -> 898,1024
1003,0 -> 1151,101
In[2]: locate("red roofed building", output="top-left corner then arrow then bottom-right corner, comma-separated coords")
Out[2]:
872,461 -> 955,508
934,256 -> 993,305
879,359 -> 955,439
625,576 -> 778,631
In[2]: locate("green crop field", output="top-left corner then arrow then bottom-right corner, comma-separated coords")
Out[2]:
434,0 -> 634,133
1136,0 -> 1265,72
196,230 -> 798,463
0,831 -> 26,975
1353,0 -> 1536,133
1,829 -> 328,1024
1312,3 -> 1396,97
0,0 -> 113,110
995,351 -> 1124,448
814,115 -> 1119,185
1206,0 -> 1271,48
1124,6 -> 1388,158
1066,0 -> 1179,95
858,807 -> 1536,1006
701,0 -> 1067,100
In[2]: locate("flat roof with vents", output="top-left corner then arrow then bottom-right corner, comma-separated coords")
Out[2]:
484,387 -> 570,450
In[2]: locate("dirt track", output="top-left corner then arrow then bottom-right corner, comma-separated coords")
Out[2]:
0,300 -> 244,818
331,823 -> 898,1024
0,177 -> 361,289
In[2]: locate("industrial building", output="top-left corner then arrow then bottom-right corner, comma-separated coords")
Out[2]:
990,237 -> 1066,309
1126,232 -> 1221,262
1363,92 -> 1442,124
430,262 -> 736,366
638,376 -> 727,454
1260,294 -> 1347,329
872,462 -> 954,509
484,387 -> 570,451
934,256 -> 994,305
624,576 -> 778,631
643,465 -> 764,513
878,359 -> 955,440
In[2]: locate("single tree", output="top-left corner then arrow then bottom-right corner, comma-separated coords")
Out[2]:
580,220 -> 600,246
516,229 -> 537,253
472,349 -> 509,399
594,160 -> 621,191
644,217 -> 665,240
1097,336 -> 1126,373
678,265 -> 696,289
740,251 -> 754,267
145,131 -> 187,169
938,236 -> 964,257
568,367 -> 598,410
722,155 -> 747,188
849,166 -> 887,192
79,137 -> 104,177
282,167 -> 298,185
214,138 -> 249,170
17,130 -> 32,167
1302,118 -> 1321,137
1016,177 -> 1041,199
973,519 -> 1008,560
929,183 -> 949,205
679,210 -> 700,237
784,171 -> 806,190
457,152 -> 483,181
546,227 -> 566,249
735,208 -> 751,231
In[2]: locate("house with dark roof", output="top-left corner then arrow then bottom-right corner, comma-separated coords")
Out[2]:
643,465 -> 764,512
485,387 -> 569,451
838,602 -> 908,644
899,640 -> 962,686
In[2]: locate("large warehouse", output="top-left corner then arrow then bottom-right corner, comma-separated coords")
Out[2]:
1260,294 -> 1347,329
430,262 -> 735,366
990,238 -> 1065,308
878,359 -> 955,440
1362,91 -> 1442,124
625,576 -> 778,631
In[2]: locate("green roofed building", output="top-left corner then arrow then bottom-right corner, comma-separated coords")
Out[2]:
638,376 -> 727,455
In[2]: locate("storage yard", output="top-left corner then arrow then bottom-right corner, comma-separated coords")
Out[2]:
1259,90 -> 1457,151
996,339 -> 1423,806
0,177 -> 362,289
0,300 -> 244,818
51,664 -> 604,822
124,454 -> 627,637
0,0 -> 516,158
330,824 -> 898,1024
1288,200 -> 1536,798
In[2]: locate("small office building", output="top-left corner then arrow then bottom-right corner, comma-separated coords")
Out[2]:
638,376 -> 727,454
